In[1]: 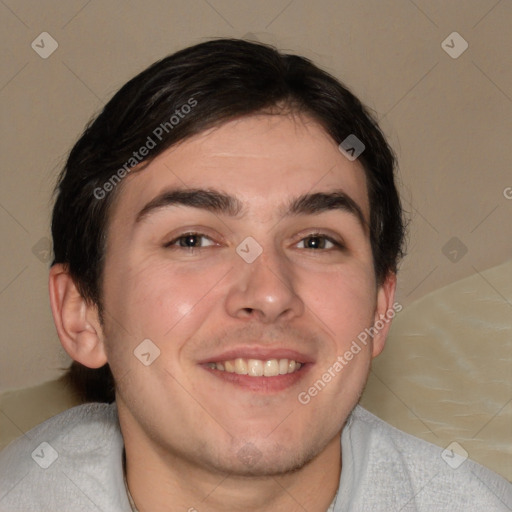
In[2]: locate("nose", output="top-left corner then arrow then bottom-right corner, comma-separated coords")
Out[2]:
224,245 -> 305,323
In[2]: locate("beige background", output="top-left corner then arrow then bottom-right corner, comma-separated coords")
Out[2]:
0,0 -> 511,426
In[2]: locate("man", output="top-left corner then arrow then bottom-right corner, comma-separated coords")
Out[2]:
0,38 -> 510,512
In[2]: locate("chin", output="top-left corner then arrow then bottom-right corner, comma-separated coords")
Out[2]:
204,437 -> 325,478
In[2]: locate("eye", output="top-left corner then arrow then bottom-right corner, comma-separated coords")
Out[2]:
296,234 -> 341,250
165,233 -> 216,249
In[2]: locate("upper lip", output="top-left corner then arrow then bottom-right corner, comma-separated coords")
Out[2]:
198,346 -> 315,365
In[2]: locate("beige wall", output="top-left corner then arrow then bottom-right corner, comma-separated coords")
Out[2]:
0,0 -> 511,391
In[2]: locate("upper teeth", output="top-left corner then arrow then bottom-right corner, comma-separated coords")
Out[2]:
207,358 -> 302,377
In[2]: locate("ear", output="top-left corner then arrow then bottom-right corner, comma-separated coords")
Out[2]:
49,264 -> 107,368
371,272 -> 398,358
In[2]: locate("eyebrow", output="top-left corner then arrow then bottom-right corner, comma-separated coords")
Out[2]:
286,190 -> 368,233
135,188 -> 243,222
135,187 -> 368,233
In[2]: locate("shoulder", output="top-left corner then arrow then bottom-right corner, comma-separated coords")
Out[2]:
0,402 -> 130,512
342,406 -> 512,511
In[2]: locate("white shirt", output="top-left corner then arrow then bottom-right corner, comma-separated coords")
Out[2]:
0,403 -> 510,511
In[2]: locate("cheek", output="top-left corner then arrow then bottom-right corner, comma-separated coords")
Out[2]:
302,264 -> 377,344
105,257 -> 229,342
100,260 -> 221,397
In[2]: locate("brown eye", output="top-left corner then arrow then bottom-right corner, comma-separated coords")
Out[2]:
165,233 -> 215,249
179,234 -> 201,247
297,235 -> 337,250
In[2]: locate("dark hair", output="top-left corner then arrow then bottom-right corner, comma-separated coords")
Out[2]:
53,38 -> 406,403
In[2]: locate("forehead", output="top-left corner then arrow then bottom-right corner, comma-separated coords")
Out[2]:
110,113 -> 369,224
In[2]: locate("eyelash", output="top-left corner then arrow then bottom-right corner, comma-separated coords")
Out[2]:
164,232 -> 344,251
164,233 -> 217,249
296,233 -> 343,250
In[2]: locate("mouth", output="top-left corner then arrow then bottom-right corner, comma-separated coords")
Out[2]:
199,348 -> 313,393
207,358 -> 303,377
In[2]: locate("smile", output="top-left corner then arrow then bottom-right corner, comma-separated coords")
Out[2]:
207,358 -> 303,377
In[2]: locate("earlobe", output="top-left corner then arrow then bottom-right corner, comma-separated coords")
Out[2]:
371,272 -> 397,358
49,264 -> 107,369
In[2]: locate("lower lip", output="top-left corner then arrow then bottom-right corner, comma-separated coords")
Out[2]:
202,364 -> 312,393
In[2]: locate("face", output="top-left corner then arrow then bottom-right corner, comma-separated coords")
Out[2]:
99,113 -> 394,476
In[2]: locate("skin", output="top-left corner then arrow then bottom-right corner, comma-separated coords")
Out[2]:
49,113 -> 396,512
